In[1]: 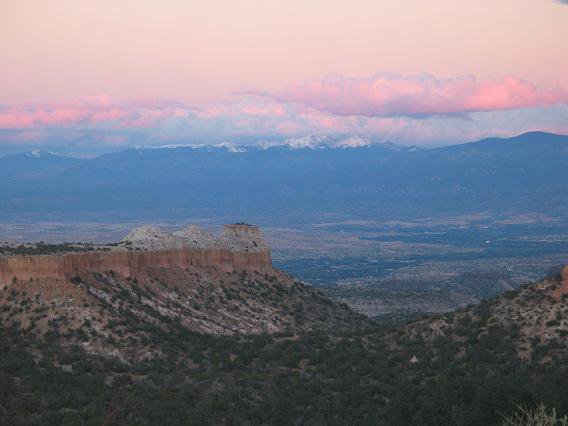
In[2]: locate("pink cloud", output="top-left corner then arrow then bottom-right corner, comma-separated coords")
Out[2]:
274,73 -> 568,117
0,76 -> 567,148
2,75 -> 566,134
0,96 -> 185,129
196,97 -> 287,119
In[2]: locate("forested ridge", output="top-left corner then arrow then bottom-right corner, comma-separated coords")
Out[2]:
1,272 -> 567,425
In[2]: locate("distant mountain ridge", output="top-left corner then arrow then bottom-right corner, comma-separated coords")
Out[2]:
1,131 -> 566,159
0,149 -> 83,180
130,134 -> 418,152
0,131 -> 566,223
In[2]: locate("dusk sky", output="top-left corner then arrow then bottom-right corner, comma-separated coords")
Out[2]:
1,0 -> 568,153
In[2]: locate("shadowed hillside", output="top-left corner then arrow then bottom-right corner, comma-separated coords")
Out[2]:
1,254 -> 567,424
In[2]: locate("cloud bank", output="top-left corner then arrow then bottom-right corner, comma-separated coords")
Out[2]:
0,73 -> 567,152
0,95 -> 188,129
273,74 -> 568,117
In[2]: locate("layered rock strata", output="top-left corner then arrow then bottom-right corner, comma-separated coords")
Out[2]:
0,224 -> 273,287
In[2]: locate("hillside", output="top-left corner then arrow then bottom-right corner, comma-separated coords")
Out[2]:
1,249 -> 567,424
0,224 -> 365,360
0,265 -> 363,361
401,265 -> 568,361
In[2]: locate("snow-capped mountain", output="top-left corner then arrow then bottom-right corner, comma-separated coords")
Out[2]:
26,149 -> 45,158
333,135 -> 373,149
135,141 -> 246,153
212,141 -> 247,153
255,135 -> 329,150
0,150 -> 83,180
24,149 -> 62,158
278,135 -> 331,149
0,131 -> 565,224
254,135 -> 415,151
131,134 -> 417,153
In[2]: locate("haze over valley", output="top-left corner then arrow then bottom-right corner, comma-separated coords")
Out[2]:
2,131 -> 567,320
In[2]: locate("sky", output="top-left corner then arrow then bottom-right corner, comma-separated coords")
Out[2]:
1,0 -> 567,154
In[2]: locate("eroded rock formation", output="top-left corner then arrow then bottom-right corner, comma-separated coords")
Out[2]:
553,264 -> 568,300
0,224 -> 273,287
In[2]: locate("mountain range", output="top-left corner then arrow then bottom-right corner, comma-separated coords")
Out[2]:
1,131 -> 567,223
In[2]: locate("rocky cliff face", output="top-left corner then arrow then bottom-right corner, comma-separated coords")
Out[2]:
0,223 -> 365,355
0,247 -> 272,287
553,264 -> 568,300
0,224 -> 273,287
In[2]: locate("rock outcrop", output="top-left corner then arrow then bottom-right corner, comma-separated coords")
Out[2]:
220,224 -> 269,251
173,225 -> 220,249
0,223 -> 366,353
0,224 -> 273,287
553,264 -> 568,300
121,226 -> 184,250
120,223 -> 267,252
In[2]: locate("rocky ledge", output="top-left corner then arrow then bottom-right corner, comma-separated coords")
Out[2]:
121,223 -> 268,252
0,223 -> 272,287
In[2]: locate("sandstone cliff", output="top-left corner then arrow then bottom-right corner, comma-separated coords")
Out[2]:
553,264 -> 568,300
0,224 -> 273,287
0,223 -> 365,357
